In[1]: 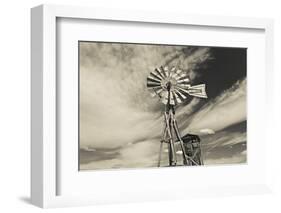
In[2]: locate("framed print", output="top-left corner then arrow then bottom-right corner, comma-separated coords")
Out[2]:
78,42 -> 247,171
31,4 -> 274,208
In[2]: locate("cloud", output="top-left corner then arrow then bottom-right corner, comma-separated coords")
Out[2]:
200,128 -> 215,135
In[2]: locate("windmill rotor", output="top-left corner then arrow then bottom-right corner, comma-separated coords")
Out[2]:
147,66 -> 207,105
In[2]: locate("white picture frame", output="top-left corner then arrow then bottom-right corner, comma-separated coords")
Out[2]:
31,4 -> 274,208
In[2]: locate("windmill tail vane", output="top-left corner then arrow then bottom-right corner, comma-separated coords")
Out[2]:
186,84 -> 207,98
147,66 -> 207,167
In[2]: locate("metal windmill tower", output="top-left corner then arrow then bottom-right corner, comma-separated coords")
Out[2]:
147,66 -> 207,167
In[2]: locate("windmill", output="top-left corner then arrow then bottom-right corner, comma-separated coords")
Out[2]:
147,66 -> 207,166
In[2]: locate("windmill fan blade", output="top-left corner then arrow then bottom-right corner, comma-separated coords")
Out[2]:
150,70 -> 163,81
170,66 -> 176,74
148,86 -> 163,97
147,75 -> 161,83
171,91 -> 181,105
169,91 -> 175,105
175,71 -> 187,80
160,90 -> 169,104
148,86 -> 162,90
159,66 -> 166,78
147,79 -> 161,88
170,71 -> 178,79
164,66 -> 170,77
177,78 -> 189,84
155,68 -> 165,79
176,69 -> 182,75
176,83 -> 190,88
154,87 -> 164,94
174,69 -> 183,80
175,86 -> 190,96
174,89 -> 187,102
160,66 -> 168,78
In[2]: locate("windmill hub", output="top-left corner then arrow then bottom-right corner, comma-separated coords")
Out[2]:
162,78 -> 177,91
165,81 -> 171,91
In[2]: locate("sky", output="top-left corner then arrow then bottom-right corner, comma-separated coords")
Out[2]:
78,41 -> 247,170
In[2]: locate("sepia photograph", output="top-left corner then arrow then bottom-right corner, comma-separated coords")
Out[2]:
79,41 -> 247,170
